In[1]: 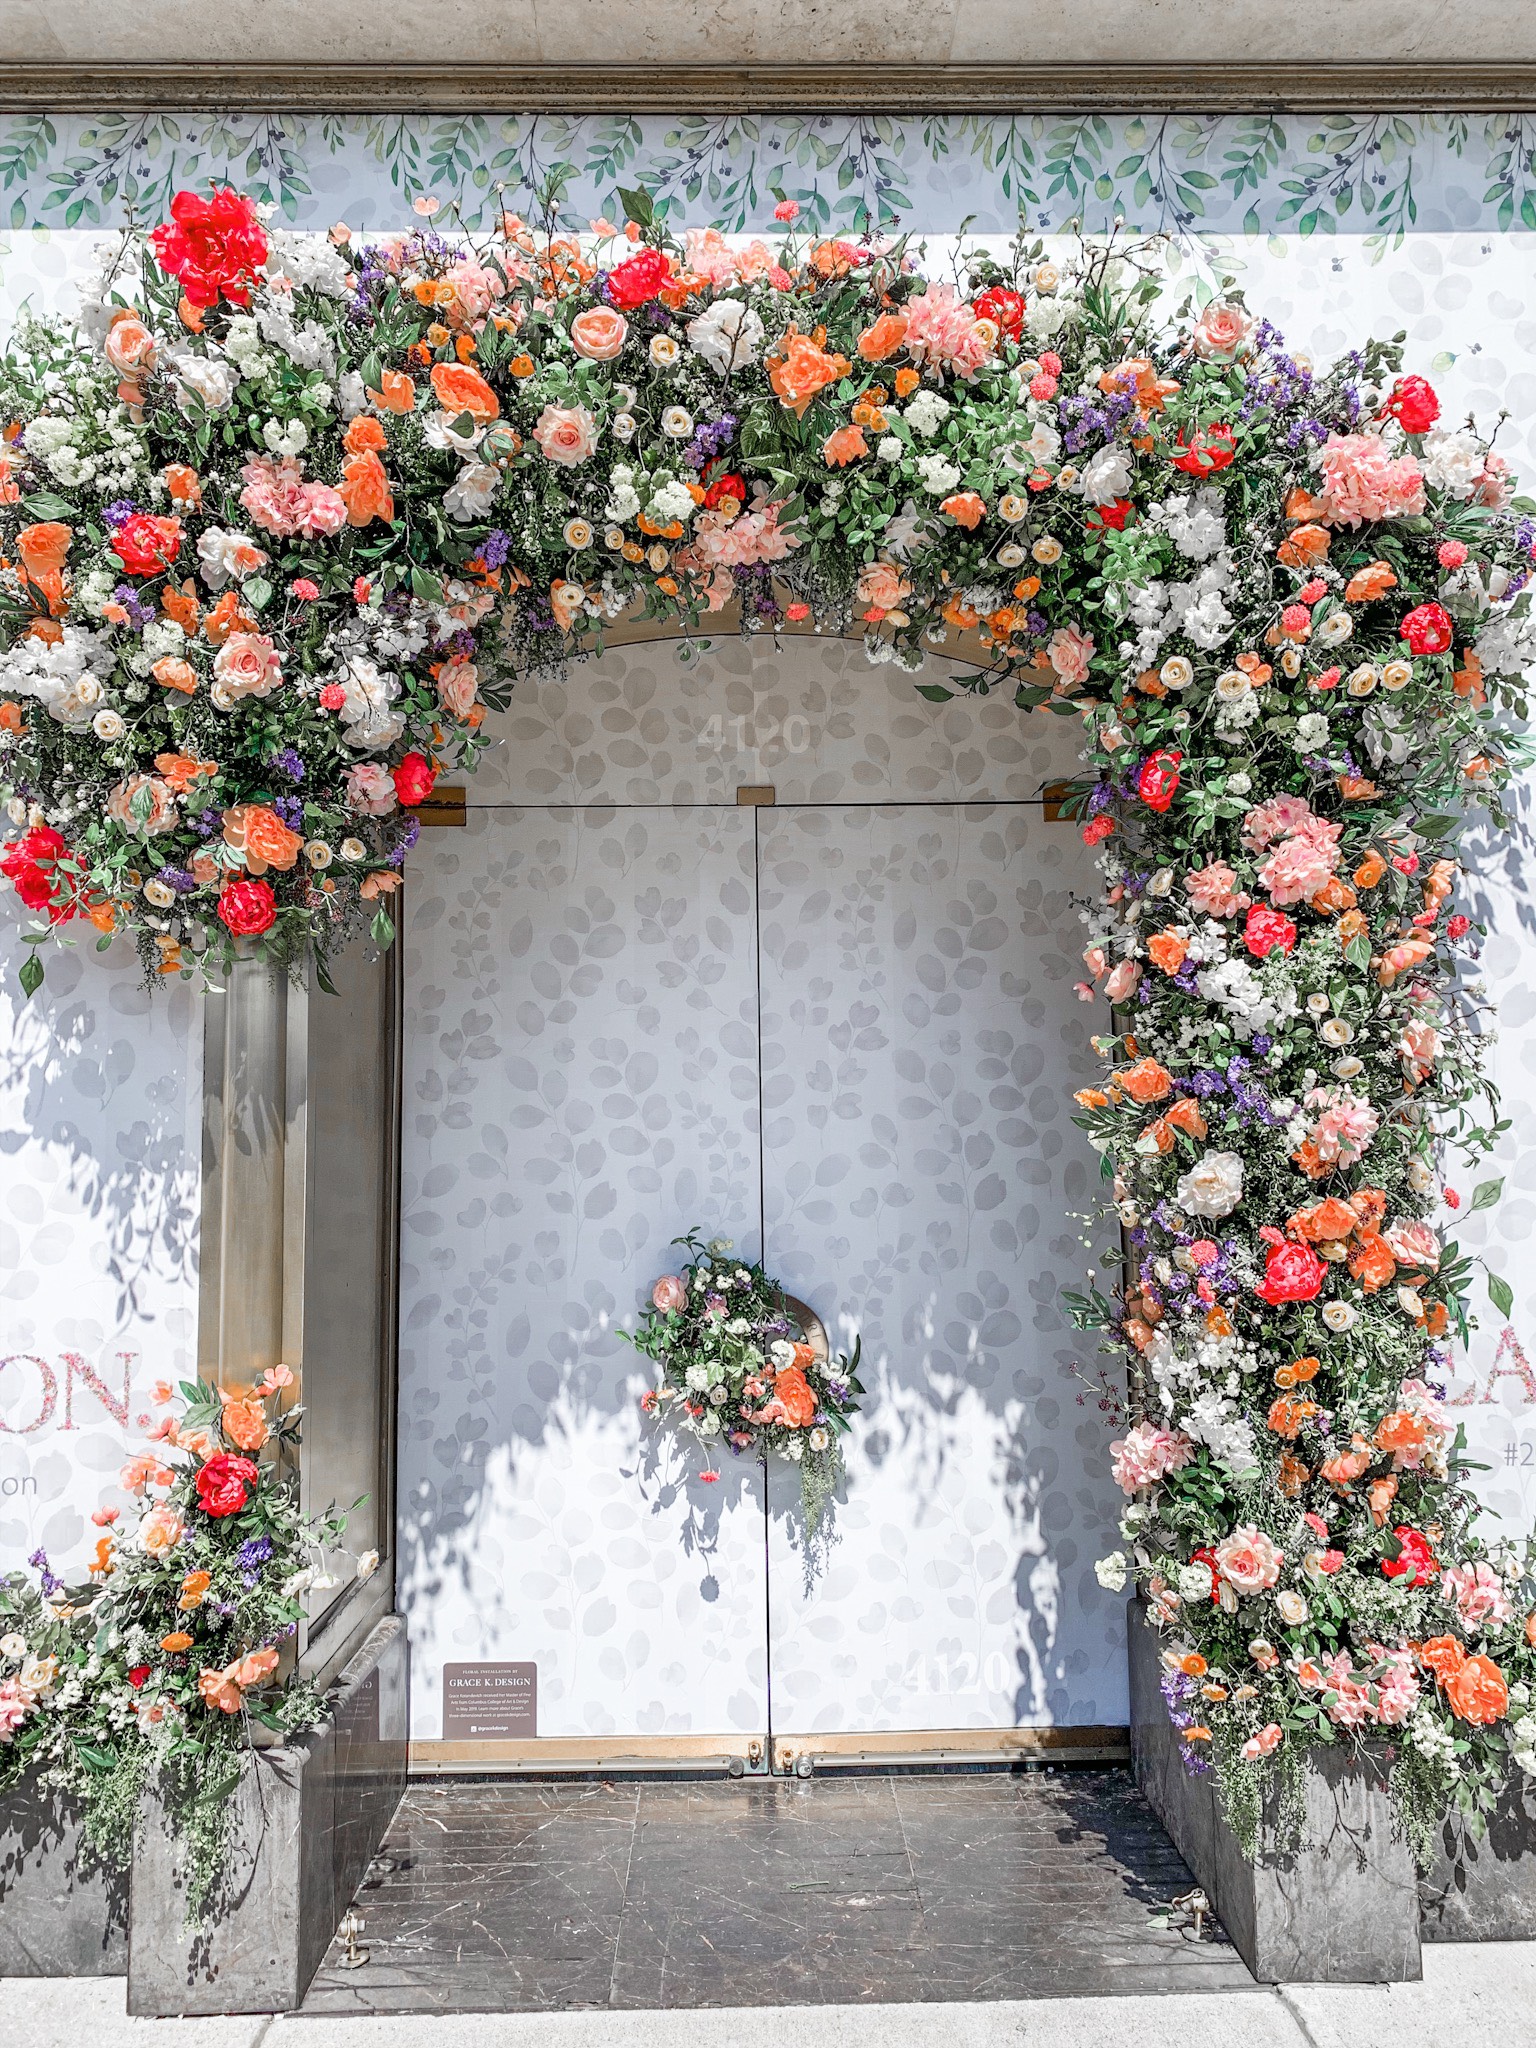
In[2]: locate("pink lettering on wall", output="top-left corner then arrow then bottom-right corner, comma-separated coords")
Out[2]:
0,1352 -> 142,1435
0,1354 -> 58,1434
61,1351 -> 133,1430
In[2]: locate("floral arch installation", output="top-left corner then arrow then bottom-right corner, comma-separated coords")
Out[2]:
0,181 -> 1535,1873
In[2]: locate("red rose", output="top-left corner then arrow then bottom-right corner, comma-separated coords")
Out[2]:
1381,1524 -> 1437,1587
127,1664 -> 151,1689
195,1452 -> 260,1519
1,824 -> 75,922
605,248 -> 673,310
703,471 -> 747,510
112,514 -> 182,577
1399,602 -> 1454,655
392,751 -> 437,806
1171,423 -> 1236,476
1244,905 -> 1297,959
1136,750 -> 1182,814
1384,375 -> 1440,436
972,285 -> 1026,341
150,186 -> 269,309
1256,1241 -> 1326,1305
217,879 -> 277,937
1088,499 -> 1134,531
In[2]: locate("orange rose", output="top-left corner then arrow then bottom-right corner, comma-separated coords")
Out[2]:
1277,523 -> 1330,568
15,520 -> 71,579
338,450 -> 394,527
344,413 -> 388,454
202,591 -> 255,647
941,491 -> 987,530
771,1365 -> 817,1429
1161,1097 -> 1207,1139
1418,1634 -> 1466,1684
198,1666 -> 244,1714
1146,930 -> 1187,975
1347,1230 -> 1398,1293
1267,1395 -> 1318,1440
162,464 -> 202,508
368,368 -> 417,414
1445,1652 -> 1508,1725
154,751 -> 216,794
822,424 -> 868,467
1287,1198 -> 1358,1243
430,362 -> 500,422
221,1395 -> 270,1451
1366,1476 -> 1399,1527
768,331 -> 851,416
857,311 -> 910,362
1277,1452 -> 1311,1496
152,656 -> 198,694
1119,1057 -> 1173,1104
855,561 -> 911,611
161,579 -> 201,634
1375,1408 -> 1429,1459
160,1632 -> 194,1654
223,804 -> 304,875
1344,560 -> 1398,603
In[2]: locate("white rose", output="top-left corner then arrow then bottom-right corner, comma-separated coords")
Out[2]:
170,351 -> 240,414
1175,1150 -> 1244,1220
1080,444 -> 1133,506
1275,1589 -> 1309,1625
444,463 -> 500,523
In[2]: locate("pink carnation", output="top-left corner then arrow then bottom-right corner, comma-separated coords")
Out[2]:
902,284 -> 996,380
1109,1419 -> 1194,1494
1185,861 -> 1250,919
1257,818 -> 1342,906
1317,432 -> 1427,527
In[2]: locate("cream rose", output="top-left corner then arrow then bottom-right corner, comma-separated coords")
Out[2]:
533,404 -> 598,467
211,632 -> 282,709
570,307 -> 629,362
1214,1524 -> 1284,1595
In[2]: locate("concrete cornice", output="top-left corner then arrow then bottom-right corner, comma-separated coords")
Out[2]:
2,63 -> 1535,115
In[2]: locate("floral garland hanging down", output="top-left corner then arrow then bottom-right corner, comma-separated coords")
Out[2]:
627,1232 -> 863,1537
0,179 -> 1534,1862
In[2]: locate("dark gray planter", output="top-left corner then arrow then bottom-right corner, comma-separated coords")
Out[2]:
0,1773 -> 127,1976
1421,1772 -> 1536,1941
1128,1601 -> 1422,1983
127,1613 -> 407,2016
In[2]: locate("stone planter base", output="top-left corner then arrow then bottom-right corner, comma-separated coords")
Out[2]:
1128,1602 -> 1422,1983
0,1776 -> 127,1976
127,1614 -> 407,2016
1422,1773 -> 1536,1941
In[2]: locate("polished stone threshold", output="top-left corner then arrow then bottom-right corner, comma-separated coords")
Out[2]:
301,1768 -> 1258,2014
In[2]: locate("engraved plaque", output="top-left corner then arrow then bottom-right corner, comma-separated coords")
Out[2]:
442,1661 -> 537,1739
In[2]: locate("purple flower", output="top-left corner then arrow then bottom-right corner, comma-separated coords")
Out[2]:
102,499 -> 137,530
194,806 -> 223,839
270,747 -> 305,783
156,865 -> 197,895
479,528 -> 511,570
271,795 -> 304,830
112,583 -> 156,630
28,1546 -> 61,1597
236,1536 -> 274,1570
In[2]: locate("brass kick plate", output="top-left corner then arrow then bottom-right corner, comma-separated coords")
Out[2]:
416,785 -> 468,828
1042,780 -> 1070,822
736,785 -> 776,806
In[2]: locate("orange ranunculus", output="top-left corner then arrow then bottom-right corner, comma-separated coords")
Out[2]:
152,657 -> 198,694
1161,1097 -> 1207,1140
1446,1653 -> 1508,1725
941,491 -> 986,530
1419,1634 -> 1467,1684
1320,1444 -> 1372,1491
769,1364 -> 817,1429
161,579 -> 201,634
160,1631 -> 194,1653
1119,1057 -> 1173,1104
154,751 -> 216,794
1344,560 -> 1398,603
1277,1451 -> 1311,1496
1175,1651 -> 1208,1678
344,413 -> 388,454
894,366 -> 920,398
1277,523 -> 1330,568
162,464 -> 202,508
16,521 -> 72,579
429,361 -> 500,422
223,804 -> 304,875
1308,877 -> 1357,916
822,424 -> 868,467
178,1568 -> 212,1610
0,701 -> 23,733
1267,1394 -> 1318,1440
1287,1197 -> 1359,1243
368,368 -> 417,414
1348,1230 -> 1398,1293
338,450 -> 394,527
1353,850 -> 1387,889
857,310 -> 910,362
1146,929 -> 1187,975
198,1666 -> 244,1714
221,1394 -> 270,1451
768,331 -> 851,416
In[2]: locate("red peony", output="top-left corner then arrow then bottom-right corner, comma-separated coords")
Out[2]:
605,248 -> 674,309
1256,1241 -> 1326,1305
195,1452 -> 260,1519
112,513 -> 182,577
1171,423 -> 1236,476
150,186 -> 268,309
1,824 -> 75,922
1399,602 -> 1455,655
972,285 -> 1026,341
1381,1524 -> 1438,1586
1136,750 -> 1182,814
1087,499 -> 1134,531
1384,375 -> 1440,436
217,879 -> 277,937
392,751 -> 437,806
1244,905 -> 1297,959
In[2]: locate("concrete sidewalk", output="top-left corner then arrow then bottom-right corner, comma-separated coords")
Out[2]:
6,1946 -> 1536,2048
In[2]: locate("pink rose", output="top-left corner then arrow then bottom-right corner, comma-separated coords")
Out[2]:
1103,960 -> 1141,1004
1240,1723 -> 1282,1761
1109,1419 -> 1194,1494
140,1505 -> 184,1557
1047,623 -> 1095,687
1441,1561 -> 1513,1628
435,659 -> 479,720
651,1275 -> 687,1313
856,560 -> 911,611
345,763 -> 397,816
570,307 -> 629,361
1384,1218 -> 1439,1270
1213,1524 -> 1284,1594
533,404 -> 599,467
211,632 -> 282,705
1192,301 -> 1252,360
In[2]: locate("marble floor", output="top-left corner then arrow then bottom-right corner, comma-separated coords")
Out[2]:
301,1769 -> 1260,2014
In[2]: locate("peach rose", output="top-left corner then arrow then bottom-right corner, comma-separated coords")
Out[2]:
856,311 -> 910,362
570,307 -> 629,361
768,331 -> 851,416
211,631 -> 282,705
15,521 -> 72,579
140,1505 -> 184,1558
435,658 -> 479,719
651,1274 -> 687,1312
1213,1524 -> 1284,1593
152,656 -> 198,694
344,414 -> 388,455
104,308 -> 157,398
368,368 -> 417,414
106,774 -> 178,836
429,362 -> 500,422
220,1395 -> 270,1451
338,450 -> 394,527
533,405 -> 598,467
1191,301 -> 1252,360
223,803 -> 303,875
856,560 -> 911,610
823,424 -> 868,467
1445,1652 -> 1508,1726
